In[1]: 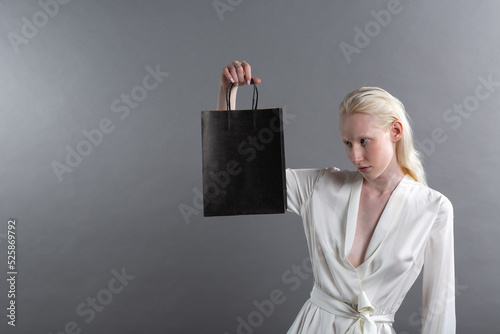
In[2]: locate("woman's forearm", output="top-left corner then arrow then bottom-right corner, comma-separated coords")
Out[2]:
217,82 -> 238,111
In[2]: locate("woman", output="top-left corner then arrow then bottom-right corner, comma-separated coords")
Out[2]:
217,61 -> 455,333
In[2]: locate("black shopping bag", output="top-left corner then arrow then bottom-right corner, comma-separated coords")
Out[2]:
201,81 -> 286,217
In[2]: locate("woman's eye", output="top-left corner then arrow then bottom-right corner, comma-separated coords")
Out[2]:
344,141 -> 351,147
360,139 -> 368,145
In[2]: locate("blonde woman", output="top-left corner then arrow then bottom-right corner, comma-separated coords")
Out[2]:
217,60 -> 455,334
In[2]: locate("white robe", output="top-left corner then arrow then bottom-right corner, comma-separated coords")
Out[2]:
285,168 -> 455,334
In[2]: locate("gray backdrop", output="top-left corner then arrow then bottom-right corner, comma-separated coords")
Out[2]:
1,0 -> 498,333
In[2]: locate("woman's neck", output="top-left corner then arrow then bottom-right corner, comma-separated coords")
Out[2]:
362,164 -> 405,196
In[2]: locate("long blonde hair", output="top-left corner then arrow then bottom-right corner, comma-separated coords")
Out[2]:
339,87 -> 427,186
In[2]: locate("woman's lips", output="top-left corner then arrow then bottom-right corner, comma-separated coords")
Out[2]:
358,166 -> 370,172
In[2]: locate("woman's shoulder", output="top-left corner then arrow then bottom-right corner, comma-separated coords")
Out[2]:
286,167 -> 354,180
401,175 -> 453,211
286,167 -> 359,190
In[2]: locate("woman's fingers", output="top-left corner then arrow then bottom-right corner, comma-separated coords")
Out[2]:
237,65 -> 246,85
222,67 -> 234,84
231,60 -> 245,85
229,62 -> 240,84
241,61 -> 252,85
222,60 -> 260,86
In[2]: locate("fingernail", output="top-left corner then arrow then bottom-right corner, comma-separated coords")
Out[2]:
235,82 -> 239,86
230,78 -> 234,83
247,80 -> 250,85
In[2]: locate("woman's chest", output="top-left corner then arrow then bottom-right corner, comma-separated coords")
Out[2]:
305,185 -> 437,270
348,191 -> 392,267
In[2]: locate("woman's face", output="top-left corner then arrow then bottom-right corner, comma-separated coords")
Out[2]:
340,113 -> 401,182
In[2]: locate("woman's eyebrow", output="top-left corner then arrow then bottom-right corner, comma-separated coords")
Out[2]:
341,134 -> 372,141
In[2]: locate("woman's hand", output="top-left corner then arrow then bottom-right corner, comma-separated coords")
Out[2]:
221,60 -> 261,88
217,60 -> 261,110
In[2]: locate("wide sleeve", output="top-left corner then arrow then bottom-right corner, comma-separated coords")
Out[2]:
421,196 -> 456,333
286,168 -> 332,216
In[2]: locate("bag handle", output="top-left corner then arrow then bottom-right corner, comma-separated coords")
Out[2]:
226,78 -> 259,111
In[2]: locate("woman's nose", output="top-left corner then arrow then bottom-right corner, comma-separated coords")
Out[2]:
351,146 -> 363,163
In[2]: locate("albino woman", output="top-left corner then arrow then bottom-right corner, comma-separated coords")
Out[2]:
217,61 -> 455,334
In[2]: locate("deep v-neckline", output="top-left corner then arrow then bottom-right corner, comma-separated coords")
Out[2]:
344,172 -> 409,271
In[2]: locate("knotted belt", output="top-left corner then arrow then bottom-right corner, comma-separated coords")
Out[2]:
310,286 -> 394,334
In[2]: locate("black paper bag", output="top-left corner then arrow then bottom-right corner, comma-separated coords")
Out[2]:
201,81 -> 286,217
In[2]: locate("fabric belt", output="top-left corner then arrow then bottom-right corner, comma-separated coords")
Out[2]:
310,285 -> 394,334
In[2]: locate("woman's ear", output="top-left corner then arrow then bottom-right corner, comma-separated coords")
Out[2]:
391,120 -> 403,142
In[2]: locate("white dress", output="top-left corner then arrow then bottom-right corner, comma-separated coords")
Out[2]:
285,168 -> 455,334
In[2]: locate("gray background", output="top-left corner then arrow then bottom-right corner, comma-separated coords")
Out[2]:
0,0 -> 498,333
